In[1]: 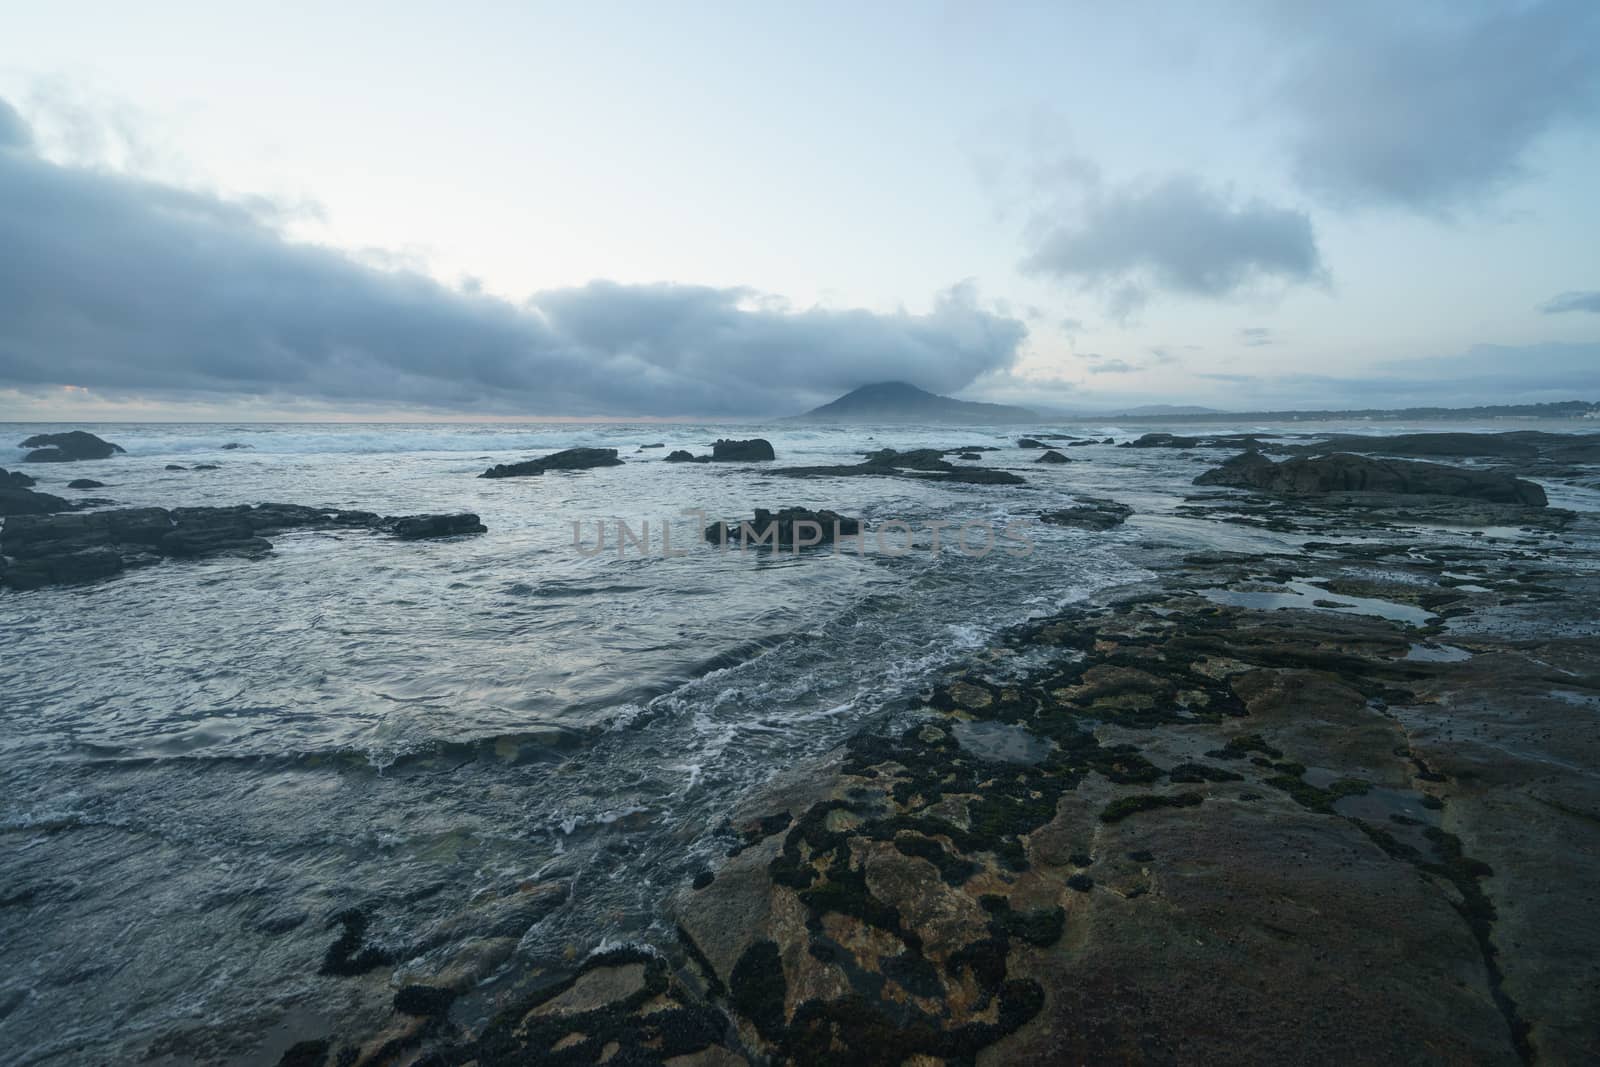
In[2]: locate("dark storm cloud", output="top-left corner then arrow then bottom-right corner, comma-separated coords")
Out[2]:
1541,290 -> 1600,314
0,103 -> 1024,416
1020,174 -> 1324,307
1269,0 -> 1600,212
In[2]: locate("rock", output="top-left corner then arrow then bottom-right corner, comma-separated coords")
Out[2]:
1,467 -> 37,488
1039,498 -> 1133,530
66,479 -> 106,490
1018,438 -> 1047,448
480,447 -> 623,478
861,448 -> 953,471
1293,432 -> 1542,459
220,442 -> 250,450
664,450 -> 704,463
0,486 -> 71,517
18,431 -> 125,462
192,464 -> 220,471
705,508 -> 861,548
638,443 -> 665,450
1,503 -> 490,590
1195,451 -> 1548,506
959,452 -> 982,460
1122,432 -> 1202,449
711,438 -> 776,462
390,513 -> 488,540
941,467 -> 1027,485
165,464 -> 188,471
770,460 -> 1027,485
1036,450 -> 1070,464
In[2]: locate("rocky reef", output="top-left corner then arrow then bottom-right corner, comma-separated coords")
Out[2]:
1038,498 -> 1133,530
480,447 -> 623,479
1196,450 -> 1550,506
770,448 -> 1028,486
17,430 -> 126,462
1,503 -> 486,590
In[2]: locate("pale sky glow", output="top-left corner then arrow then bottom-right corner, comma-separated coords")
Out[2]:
2,1 -> 1598,418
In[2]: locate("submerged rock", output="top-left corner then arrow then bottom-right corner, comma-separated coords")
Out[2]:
1040,498 -> 1133,529
705,507 -> 860,548
165,464 -> 187,471
219,442 -> 251,450
1196,450 -> 1548,506
18,431 -> 125,462
66,479 -> 106,490
711,438 -> 776,461
663,449 -> 703,463
1018,437 -> 1047,448
1036,450 -> 1071,464
391,513 -> 488,540
479,447 -> 623,479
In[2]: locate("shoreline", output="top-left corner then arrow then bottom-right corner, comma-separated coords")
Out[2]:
282,483 -> 1599,1065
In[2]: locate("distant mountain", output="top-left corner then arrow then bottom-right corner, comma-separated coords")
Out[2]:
1113,404 -> 1224,416
794,382 -> 1036,422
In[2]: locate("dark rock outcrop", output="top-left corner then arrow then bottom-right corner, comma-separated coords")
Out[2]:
862,448 -> 950,471
18,431 -> 125,462
711,438 -> 776,462
1196,451 -> 1548,506
2,503 -> 488,590
66,479 -> 106,489
165,464 -> 187,471
192,464 -> 220,471
480,447 -> 623,479
220,442 -> 250,450
392,513 -> 488,540
1,486 -> 72,517
705,507 -> 860,549
1037,450 -> 1071,464
1018,438 -> 1046,448
1123,432 -> 1201,449
1039,498 -> 1133,529
2,467 -> 37,489
664,450 -> 702,463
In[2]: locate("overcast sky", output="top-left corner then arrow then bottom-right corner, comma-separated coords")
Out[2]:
2,0 -> 1598,418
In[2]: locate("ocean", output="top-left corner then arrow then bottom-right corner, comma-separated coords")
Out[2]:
2,418 -> 1594,1064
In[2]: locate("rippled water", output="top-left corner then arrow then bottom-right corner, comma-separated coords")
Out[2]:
1,417 -> 1591,1063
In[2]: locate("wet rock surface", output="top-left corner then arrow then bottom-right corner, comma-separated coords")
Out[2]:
770,448 -> 1029,486
480,447 -> 624,478
18,430 -> 126,462
712,438 -> 777,462
1196,450 -> 1550,506
705,508 -> 861,549
1038,498 -> 1133,530
1,503 -> 487,590
0,485 -> 71,517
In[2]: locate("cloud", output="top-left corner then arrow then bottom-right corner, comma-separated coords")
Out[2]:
1238,327 -> 1276,346
0,98 -> 30,152
1086,358 -> 1138,375
1269,1 -> 1600,212
1020,174 -> 1324,309
0,102 -> 1024,416
1541,290 -> 1600,314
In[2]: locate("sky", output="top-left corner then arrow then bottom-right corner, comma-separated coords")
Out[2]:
1,0 -> 1598,419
